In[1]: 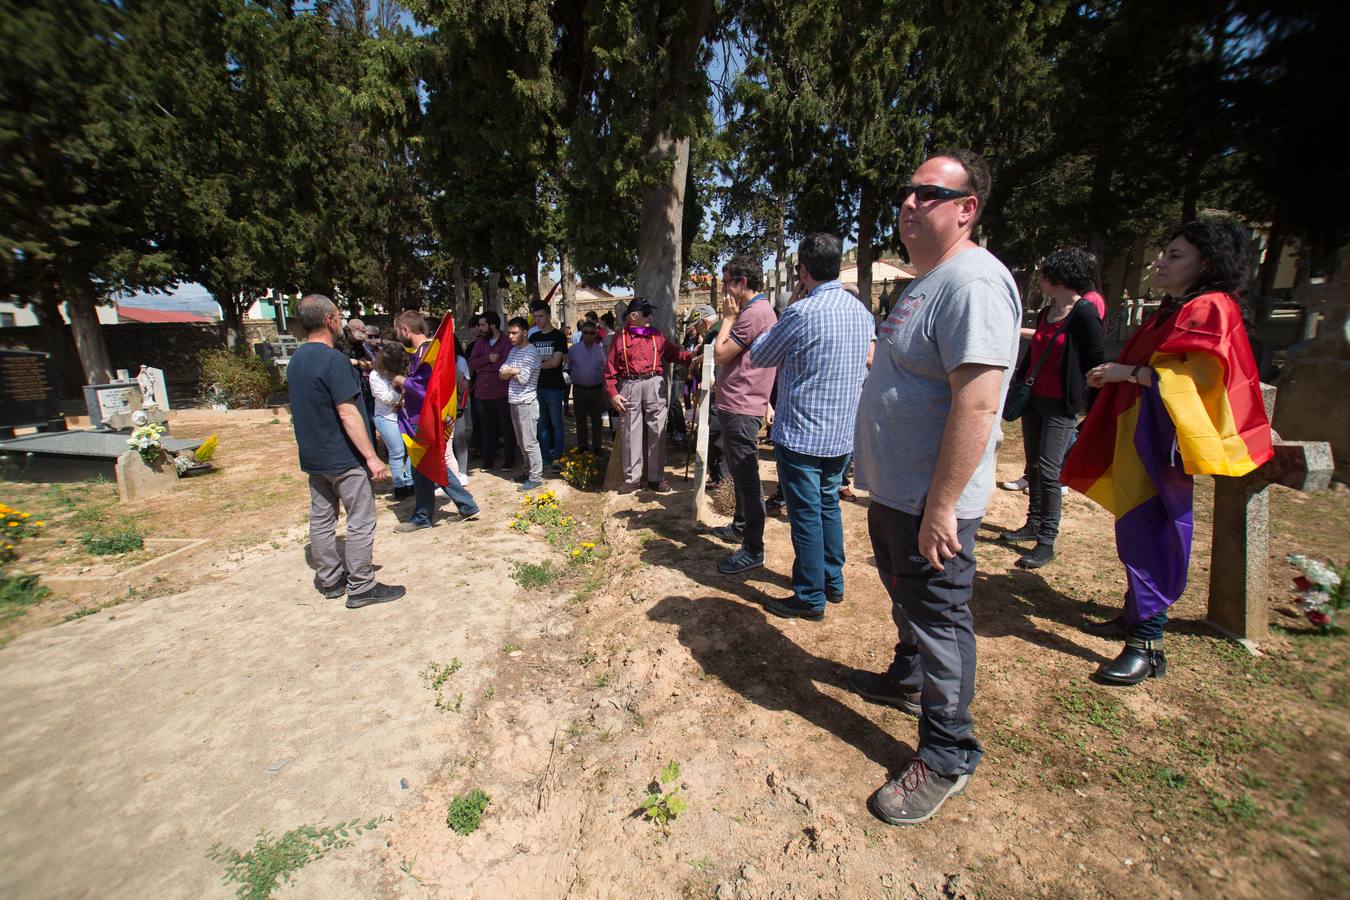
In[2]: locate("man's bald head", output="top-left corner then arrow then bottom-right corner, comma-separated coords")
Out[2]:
298,294 -> 338,335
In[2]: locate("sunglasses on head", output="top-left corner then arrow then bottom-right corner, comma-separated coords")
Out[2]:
899,184 -> 972,203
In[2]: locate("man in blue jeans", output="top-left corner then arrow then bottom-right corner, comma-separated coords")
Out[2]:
528,301 -> 569,472
747,233 -> 876,620
390,310 -> 480,532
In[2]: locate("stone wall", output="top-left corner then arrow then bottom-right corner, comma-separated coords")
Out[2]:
0,320 -> 280,404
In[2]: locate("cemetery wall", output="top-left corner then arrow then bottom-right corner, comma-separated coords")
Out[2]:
0,320 -> 279,404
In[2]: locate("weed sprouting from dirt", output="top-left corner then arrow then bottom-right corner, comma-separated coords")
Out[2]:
511,561 -> 555,589
207,816 -> 387,899
640,760 -> 687,830
0,573 -> 49,624
446,789 -> 490,835
79,526 -> 145,556
422,659 -> 462,712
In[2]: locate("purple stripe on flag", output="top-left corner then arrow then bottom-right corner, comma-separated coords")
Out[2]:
1116,383 -> 1194,623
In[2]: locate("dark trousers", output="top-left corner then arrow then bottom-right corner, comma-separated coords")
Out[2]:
572,385 -> 607,452
470,395 -> 484,456
1021,396 -> 1077,544
476,396 -> 516,468
868,502 -> 984,778
719,410 -> 765,554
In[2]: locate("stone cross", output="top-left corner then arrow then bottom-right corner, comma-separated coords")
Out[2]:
1207,383 -> 1334,646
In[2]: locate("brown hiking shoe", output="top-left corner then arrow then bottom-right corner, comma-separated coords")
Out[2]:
868,757 -> 969,826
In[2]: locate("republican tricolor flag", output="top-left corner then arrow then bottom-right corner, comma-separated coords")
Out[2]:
1061,291 -> 1273,622
397,314 -> 458,487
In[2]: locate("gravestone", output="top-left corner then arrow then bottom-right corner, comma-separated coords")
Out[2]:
1207,383 -> 1334,645
83,380 -> 142,430
114,449 -> 179,502
1272,244 -> 1350,478
0,348 -> 65,437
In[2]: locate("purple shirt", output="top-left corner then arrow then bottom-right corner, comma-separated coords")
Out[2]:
469,333 -> 511,401
566,340 -> 607,388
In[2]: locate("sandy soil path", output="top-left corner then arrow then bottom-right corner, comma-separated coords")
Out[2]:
0,475 -> 549,899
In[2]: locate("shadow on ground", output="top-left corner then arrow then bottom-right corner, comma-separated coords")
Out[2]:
648,593 -> 914,775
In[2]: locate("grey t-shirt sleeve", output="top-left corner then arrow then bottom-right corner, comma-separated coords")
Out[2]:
934,277 -> 1019,373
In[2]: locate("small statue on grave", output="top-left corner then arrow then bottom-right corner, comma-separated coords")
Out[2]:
137,365 -> 159,410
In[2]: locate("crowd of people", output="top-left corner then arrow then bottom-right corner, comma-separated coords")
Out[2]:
286,148 -> 1273,828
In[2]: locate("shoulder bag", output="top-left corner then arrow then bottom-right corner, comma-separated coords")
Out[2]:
1002,302 -> 1082,422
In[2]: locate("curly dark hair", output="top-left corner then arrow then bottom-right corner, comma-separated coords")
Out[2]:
1040,248 -> 1098,295
1166,220 -> 1253,301
374,342 -> 408,382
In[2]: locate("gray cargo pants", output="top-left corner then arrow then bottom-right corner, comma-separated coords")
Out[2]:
868,501 -> 984,777
510,398 -> 543,482
309,467 -> 377,595
617,376 -> 667,485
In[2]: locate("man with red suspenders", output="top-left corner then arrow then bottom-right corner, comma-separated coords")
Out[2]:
602,298 -> 693,494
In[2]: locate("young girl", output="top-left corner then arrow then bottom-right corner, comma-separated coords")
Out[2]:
371,343 -> 413,498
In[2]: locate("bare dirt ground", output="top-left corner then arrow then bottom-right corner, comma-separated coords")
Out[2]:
1,414 -> 1346,898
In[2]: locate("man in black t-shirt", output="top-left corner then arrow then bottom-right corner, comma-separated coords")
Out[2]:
288,294 -> 405,609
528,300 -> 569,472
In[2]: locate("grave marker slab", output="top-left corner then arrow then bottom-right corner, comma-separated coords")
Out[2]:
0,348 -> 64,436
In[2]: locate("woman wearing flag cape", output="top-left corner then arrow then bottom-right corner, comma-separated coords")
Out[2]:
1061,220 -> 1273,685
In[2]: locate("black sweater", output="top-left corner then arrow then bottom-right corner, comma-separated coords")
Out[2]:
1014,299 -> 1106,416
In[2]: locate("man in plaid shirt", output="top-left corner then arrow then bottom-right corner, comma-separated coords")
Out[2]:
748,233 -> 876,620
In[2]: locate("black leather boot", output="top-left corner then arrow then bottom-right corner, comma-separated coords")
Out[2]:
1095,639 -> 1166,685
1000,520 -> 1039,543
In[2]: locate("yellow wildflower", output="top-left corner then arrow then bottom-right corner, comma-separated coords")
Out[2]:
6,522 -> 17,527
34,521 -> 44,527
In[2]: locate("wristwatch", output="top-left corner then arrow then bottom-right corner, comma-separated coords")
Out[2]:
1129,365 -> 1144,384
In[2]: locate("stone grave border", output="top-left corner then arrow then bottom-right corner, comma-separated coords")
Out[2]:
18,537 -> 209,599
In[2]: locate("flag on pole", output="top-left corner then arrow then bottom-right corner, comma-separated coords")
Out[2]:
397,315 -> 458,486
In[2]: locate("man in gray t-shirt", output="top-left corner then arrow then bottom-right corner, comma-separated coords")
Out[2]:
854,247 -> 1020,515
849,151 -> 1020,827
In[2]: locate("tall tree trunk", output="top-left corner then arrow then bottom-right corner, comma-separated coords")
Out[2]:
560,249 -> 578,334
775,207 -> 787,311
635,133 -> 691,339
856,181 -> 876,311
452,260 -> 470,327
35,279 -> 74,399
211,286 -> 246,352
1085,147 -> 1113,283
1254,209 -> 1289,325
487,271 -> 503,321
524,248 -> 541,305
60,267 -> 112,384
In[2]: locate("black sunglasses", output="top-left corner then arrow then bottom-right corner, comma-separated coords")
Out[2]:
899,184 -> 972,203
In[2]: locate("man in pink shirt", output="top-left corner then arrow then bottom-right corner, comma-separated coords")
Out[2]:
707,255 -> 779,574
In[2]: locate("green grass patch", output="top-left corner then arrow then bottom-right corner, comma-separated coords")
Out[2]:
79,526 -> 145,556
446,789 -> 490,835
1055,684 -> 1131,736
208,817 -> 387,900
0,572 -> 50,624
510,561 -> 555,589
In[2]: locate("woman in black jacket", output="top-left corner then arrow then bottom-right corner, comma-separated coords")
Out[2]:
1001,248 -> 1106,568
